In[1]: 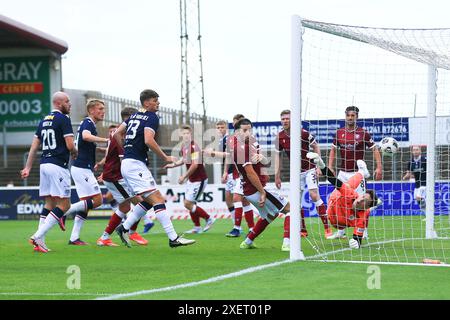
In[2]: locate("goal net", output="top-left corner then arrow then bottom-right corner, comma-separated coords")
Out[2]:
291,17 -> 450,265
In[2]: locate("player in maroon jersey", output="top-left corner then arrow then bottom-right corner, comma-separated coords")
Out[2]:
327,106 -> 382,239
96,107 -> 150,246
275,110 -> 332,251
228,118 -> 290,249
203,114 -> 257,237
164,125 -> 215,233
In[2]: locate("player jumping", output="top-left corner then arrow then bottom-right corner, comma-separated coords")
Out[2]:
328,106 -> 382,239
307,152 -> 378,249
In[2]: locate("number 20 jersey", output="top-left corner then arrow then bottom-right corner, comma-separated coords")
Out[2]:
123,111 -> 159,164
34,110 -> 74,169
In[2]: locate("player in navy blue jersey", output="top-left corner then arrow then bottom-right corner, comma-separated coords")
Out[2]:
62,99 -> 109,245
21,91 -> 78,253
403,145 -> 427,213
114,89 -> 195,248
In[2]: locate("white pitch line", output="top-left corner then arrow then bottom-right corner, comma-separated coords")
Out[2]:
308,259 -> 450,267
96,259 -> 293,300
97,236 -> 450,300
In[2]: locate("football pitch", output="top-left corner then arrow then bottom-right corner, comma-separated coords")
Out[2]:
0,218 -> 449,300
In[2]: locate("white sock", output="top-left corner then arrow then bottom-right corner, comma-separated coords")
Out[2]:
123,203 -> 148,230
243,205 -> 253,212
337,229 -> 346,236
101,232 -> 110,240
283,237 -> 290,245
39,215 -> 47,242
70,215 -> 85,241
64,200 -> 88,217
143,212 -> 153,225
34,213 -> 59,239
114,209 -> 126,219
245,238 -> 253,245
155,210 -> 177,241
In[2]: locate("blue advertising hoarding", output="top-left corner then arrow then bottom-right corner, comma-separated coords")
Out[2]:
0,187 -> 112,220
1,182 -> 448,220
236,117 -> 410,147
302,182 -> 449,217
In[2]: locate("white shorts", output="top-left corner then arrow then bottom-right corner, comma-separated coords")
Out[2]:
185,179 -> 208,203
414,186 -> 426,200
121,158 -> 157,196
39,163 -> 71,198
246,188 -> 288,222
104,179 -> 133,204
337,170 -> 366,195
301,169 -> 319,191
71,165 -> 101,198
225,173 -> 235,192
233,178 -> 244,195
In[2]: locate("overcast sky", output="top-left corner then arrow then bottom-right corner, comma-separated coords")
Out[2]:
2,0 -> 450,121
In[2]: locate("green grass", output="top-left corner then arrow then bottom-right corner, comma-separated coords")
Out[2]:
0,218 -> 449,300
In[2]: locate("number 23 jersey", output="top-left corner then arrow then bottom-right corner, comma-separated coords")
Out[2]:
34,110 -> 74,169
123,111 -> 159,164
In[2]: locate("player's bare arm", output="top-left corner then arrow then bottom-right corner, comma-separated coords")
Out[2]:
113,123 -> 126,148
20,137 -> 41,179
65,135 -> 78,160
274,150 -> 282,189
94,156 -> 106,171
402,170 -> 412,180
203,148 -> 228,158
178,162 -> 199,184
164,158 -> 184,169
251,152 -> 269,166
244,164 -> 266,207
328,146 -> 336,175
373,147 -> 382,180
222,153 -> 233,183
144,128 -> 176,162
82,129 -> 109,144
311,141 -> 322,176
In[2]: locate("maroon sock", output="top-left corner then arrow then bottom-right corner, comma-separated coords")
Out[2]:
189,210 -> 201,227
195,206 -> 210,220
105,213 -> 122,234
130,220 -> 139,232
248,218 -> 270,241
317,204 -> 329,229
283,215 -> 290,238
234,206 -> 243,227
244,210 -> 254,228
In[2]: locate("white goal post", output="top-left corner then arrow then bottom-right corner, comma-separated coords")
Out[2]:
290,15 -> 450,265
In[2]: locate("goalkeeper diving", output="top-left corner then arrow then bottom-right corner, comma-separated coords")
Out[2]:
306,152 -> 379,249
